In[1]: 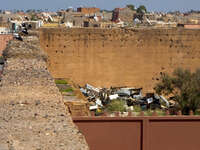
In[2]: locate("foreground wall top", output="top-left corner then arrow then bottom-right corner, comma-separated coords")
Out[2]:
0,34 -> 89,150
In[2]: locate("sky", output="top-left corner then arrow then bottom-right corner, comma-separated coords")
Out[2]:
1,0 -> 200,12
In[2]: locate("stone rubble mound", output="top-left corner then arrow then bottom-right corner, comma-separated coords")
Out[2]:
0,35 -> 89,150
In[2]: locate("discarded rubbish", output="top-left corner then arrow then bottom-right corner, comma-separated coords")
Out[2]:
79,84 -> 170,113
22,28 -> 28,35
89,105 -> 98,110
13,33 -> 23,41
85,84 -> 100,93
109,94 -> 119,100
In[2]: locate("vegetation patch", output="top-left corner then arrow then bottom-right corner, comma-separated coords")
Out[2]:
60,87 -> 74,93
132,105 -> 142,112
55,79 -> 68,84
155,68 -> 200,115
106,99 -> 126,113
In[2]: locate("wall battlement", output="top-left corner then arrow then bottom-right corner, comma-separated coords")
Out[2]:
40,28 -> 200,92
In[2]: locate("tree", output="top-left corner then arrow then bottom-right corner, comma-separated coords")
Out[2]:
26,9 -> 36,13
137,5 -> 147,14
30,14 -> 37,21
126,4 -> 135,11
154,68 -> 200,115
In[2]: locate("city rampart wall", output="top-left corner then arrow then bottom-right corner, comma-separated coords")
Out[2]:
40,28 -> 200,92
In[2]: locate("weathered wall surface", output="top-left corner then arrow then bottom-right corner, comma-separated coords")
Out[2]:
0,35 -> 89,150
40,28 -> 200,92
0,34 -> 13,56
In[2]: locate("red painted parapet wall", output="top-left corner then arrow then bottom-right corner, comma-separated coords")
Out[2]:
0,34 -> 13,56
73,116 -> 200,150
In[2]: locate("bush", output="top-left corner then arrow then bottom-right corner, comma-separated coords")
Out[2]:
60,88 -> 73,93
137,5 -> 147,14
154,109 -> 165,116
126,4 -> 135,11
154,68 -> 200,115
133,105 -> 142,112
55,79 -> 68,84
0,56 -> 4,63
144,110 -> 153,116
106,99 -> 126,113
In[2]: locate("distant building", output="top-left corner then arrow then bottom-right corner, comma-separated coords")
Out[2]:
99,21 -> 113,28
62,12 -> 86,27
102,11 -> 113,21
3,11 -> 12,15
112,7 -> 136,23
57,10 -> 66,17
10,20 -> 43,31
77,7 -> 100,16
0,27 -> 11,34
0,14 -> 22,22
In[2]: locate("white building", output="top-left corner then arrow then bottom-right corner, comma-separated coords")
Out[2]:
0,27 -> 11,34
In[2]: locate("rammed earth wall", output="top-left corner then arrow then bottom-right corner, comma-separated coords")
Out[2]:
40,28 -> 200,92
0,34 -> 13,56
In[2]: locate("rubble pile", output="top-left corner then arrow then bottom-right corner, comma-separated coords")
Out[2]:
80,84 -> 170,114
0,35 -> 89,150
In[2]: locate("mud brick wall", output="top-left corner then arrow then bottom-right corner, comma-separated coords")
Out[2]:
65,101 -> 90,116
0,34 -> 13,56
40,28 -> 200,92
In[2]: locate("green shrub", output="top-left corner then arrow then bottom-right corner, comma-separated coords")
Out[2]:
155,68 -> 200,115
60,88 -> 74,93
133,105 -> 142,112
144,110 -> 153,116
0,56 -> 3,62
155,109 -> 166,116
55,79 -> 68,84
194,110 -> 200,115
106,100 -> 126,113
143,109 -> 165,116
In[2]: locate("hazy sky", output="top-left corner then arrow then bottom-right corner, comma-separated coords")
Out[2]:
1,0 -> 200,12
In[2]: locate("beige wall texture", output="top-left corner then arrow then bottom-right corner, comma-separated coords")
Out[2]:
0,34 -> 13,56
40,28 -> 200,92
